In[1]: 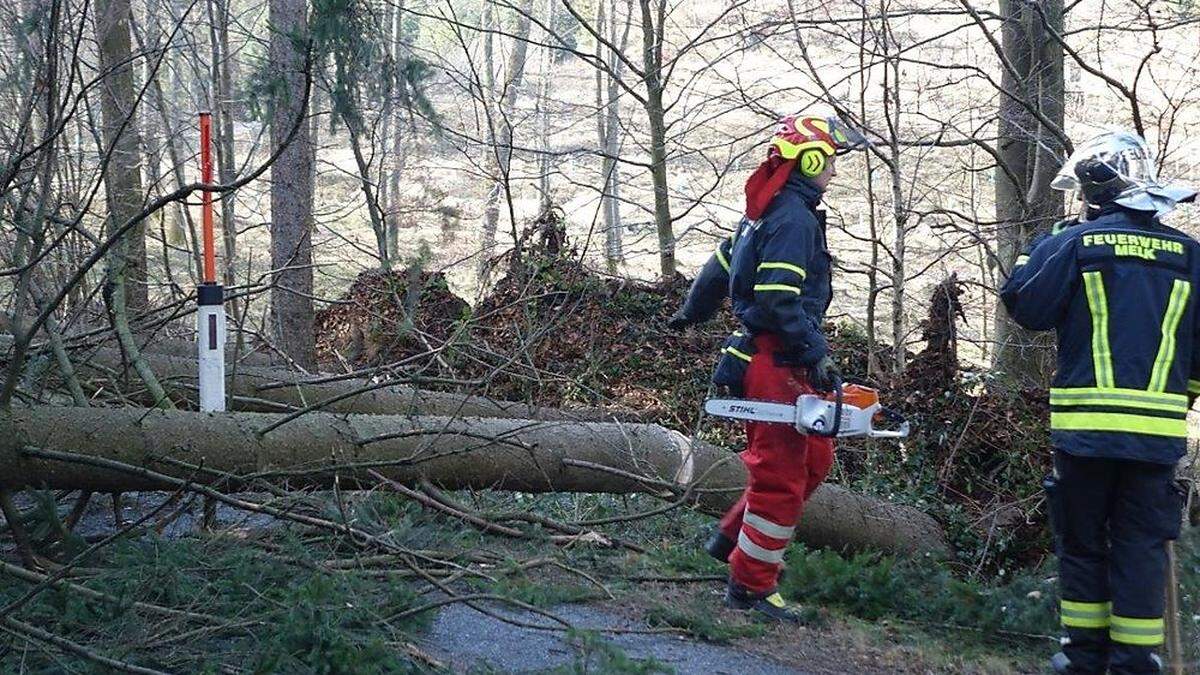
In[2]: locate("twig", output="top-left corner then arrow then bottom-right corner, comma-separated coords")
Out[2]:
620,574 -> 726,583
18,447 -> 475,577
0,490 -> 39,569
0,481 -> 189,618
63,491 -> 92,532
420,479 -> 645,552
0,559 -> 230,625
368,469 -> 529,538
0,613 -> 170,674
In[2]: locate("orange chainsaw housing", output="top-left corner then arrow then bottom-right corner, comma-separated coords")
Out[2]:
821,384 -> 884,420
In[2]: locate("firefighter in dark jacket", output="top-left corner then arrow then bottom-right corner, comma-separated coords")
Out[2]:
1001,131 -> 1197,674
676,114 -> 864,622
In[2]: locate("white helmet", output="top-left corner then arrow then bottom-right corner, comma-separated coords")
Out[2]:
1052,130 -> 1196,216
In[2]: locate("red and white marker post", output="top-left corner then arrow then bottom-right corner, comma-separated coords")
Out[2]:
196,112 -> 226,412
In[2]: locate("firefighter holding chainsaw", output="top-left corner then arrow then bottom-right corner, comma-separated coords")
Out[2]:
1001,131 -> 1197,674
673,114 -> 867,621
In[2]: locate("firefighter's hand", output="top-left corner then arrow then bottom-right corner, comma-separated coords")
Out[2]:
666,311 -> 692,331
809,355 -> 840,393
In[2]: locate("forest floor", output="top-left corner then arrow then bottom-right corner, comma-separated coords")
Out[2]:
2,489 -> 1067,673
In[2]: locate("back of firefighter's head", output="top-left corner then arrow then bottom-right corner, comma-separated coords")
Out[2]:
770,114 -> 868,190
1052,131 -> 1157,209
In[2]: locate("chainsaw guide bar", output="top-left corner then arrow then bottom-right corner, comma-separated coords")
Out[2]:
704,384 -> 910,440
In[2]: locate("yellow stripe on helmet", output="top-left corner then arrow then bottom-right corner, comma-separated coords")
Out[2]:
772,137 -> 836,160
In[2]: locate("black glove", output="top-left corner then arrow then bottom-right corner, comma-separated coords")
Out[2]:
808,355 -> 840,393
666,311 -> 692,331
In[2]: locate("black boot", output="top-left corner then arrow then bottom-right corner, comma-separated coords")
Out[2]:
724,580 -> 805,624
704,528 -> 735,563
1058,629 -> 1111,674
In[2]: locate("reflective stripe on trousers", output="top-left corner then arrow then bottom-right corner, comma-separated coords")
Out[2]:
736,530 -> 785,564
1060,599 -> 1111,629
1110,615 -> 1164,646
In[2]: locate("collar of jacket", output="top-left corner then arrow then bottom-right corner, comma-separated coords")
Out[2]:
1089,203 -> 1159,228
782,171 -> 825,208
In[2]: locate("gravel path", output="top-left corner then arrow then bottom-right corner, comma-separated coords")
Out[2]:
418,600 -> 805,673
7,492 -> 816,673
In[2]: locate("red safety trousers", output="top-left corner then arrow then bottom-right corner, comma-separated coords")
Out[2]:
717,334 -> 835,593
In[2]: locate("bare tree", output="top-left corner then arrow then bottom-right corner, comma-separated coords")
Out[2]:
94,0 -> 149,310
479,0 -> 536,276
595,0 -> 628,272
268,0 -> 316,369
638,0 -> 673,280
385,0 -> 411,262
987,0 -> 1066,385
208,0 -> 238,291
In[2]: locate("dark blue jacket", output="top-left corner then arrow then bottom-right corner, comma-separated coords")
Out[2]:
1001,206 -> 1200,464
676,236 -> 733,325
728,174 -> 833,365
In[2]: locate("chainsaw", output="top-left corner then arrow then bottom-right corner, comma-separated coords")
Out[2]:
704,381 -> 910,439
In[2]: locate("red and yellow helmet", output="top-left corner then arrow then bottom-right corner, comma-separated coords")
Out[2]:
770,114 -> 866,177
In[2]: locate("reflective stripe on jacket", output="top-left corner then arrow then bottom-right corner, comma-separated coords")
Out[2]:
1000,206 -> 1200,463
728,173 -> 832,365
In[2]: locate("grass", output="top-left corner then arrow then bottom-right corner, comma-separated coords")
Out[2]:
644,598 -> 772,642
778,545 -> 1060,637
2,531 -> 431,673
3,488 -> 1195,673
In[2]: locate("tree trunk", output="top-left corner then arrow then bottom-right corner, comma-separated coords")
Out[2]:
94,0 -> 149,311
212,0 -> 239,292
479,0 -> 535,276
59,341 -> 636,421
0,333 -> 631,420
141,0 -> 170,277
639,0 -> 673,281
344,115 -> 390,271
268,0 -> 316,370
139,33 -> 202,280
597,0 -> 626,272
991,0 -> 1065,386
885,47 -> 907,375
0,405 -> 949,556
535,0 -> 554,210
385,0 -> 408,261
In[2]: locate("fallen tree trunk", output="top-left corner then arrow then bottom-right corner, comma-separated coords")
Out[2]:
2,334 -> 628,421
0,405 -> 948,556
95,348 -> 629,421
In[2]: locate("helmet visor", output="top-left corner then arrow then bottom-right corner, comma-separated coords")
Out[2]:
1052,131 -> 1158,193
827,117 -> 871,154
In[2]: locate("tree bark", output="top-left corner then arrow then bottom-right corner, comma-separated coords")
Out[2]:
94,0 -> 149,311
639,0 -> 673,281
991,0 -> 1065,386
535,0 -> 554,210
479,0 -> 536,276
0,334 -> 633,421
385,0 -> 408,261
0,405 -> 948,556
211,0 -> 238,291
75,343 -> 638,421
884,36 -> 908,375
596,0 -> 626,272
268,0 -> 316,370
